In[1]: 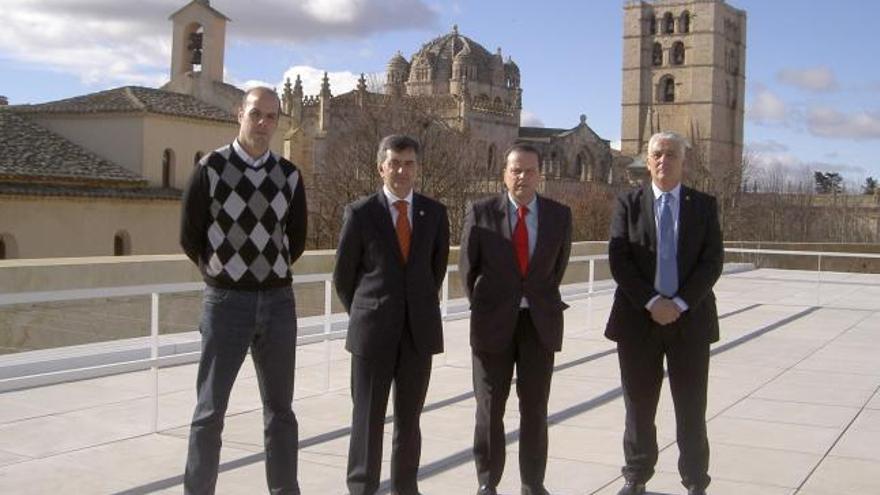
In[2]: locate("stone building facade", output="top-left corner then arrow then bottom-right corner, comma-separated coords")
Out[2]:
621,0 -> 746,183
279,24 -> 612,185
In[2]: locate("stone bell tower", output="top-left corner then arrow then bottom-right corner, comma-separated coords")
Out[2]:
621,0 -> 746,186
162,1 -> 236,111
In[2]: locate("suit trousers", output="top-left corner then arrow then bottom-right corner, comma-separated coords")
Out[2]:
347,326 -> 433,495
472,309 -> 555,490
617,323 -> 711,490
184,286 -> 300,495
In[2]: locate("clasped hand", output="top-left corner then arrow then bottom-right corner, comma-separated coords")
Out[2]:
649,297 -> 681,326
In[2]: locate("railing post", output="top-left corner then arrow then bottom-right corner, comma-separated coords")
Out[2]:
588,259 -> 595,295
816,254 -> 823,307
441,274 -> 449,366
150,292 -> 159,434
324,279 -> 332,392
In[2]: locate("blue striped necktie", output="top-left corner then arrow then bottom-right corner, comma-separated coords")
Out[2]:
658,192 -> 678,297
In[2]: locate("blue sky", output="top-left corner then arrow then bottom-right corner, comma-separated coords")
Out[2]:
1,0 -> 878,188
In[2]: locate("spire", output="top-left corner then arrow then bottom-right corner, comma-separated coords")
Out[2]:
293,74 -> 303,95
320,71 -> 331,98
282,77 -> 293,114
357,73 -> 367,92
452,24 -> 459,35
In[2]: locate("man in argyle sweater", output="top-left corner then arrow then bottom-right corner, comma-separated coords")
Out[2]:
180,86 -> 307,495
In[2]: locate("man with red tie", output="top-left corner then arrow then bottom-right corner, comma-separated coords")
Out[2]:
459,143 -> 572,495
334,135 -> 450,495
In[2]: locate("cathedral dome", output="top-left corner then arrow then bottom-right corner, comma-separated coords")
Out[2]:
387,51 -> 409,70
409,25 -> 495,85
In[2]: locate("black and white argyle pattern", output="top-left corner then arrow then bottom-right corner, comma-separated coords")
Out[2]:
203,146 -> 300,284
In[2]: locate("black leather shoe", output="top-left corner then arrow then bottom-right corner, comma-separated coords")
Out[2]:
616,481 -> 646,495
477,485 -> 497,495
687,486 -> 707,495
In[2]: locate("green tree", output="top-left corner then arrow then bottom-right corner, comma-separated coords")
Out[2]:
863,176 -> 877,195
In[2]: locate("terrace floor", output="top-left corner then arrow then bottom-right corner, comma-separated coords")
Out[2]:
1,268 -> 878,494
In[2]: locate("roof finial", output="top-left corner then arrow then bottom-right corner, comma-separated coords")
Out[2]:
452,24 -> 459,35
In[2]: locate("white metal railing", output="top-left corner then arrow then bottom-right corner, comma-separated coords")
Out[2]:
0,256 -> 609,431
2,248 -> 878,431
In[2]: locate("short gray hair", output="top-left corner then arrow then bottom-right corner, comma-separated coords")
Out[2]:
647,131 -> 688,156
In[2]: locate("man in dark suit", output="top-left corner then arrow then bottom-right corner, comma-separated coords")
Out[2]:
459,143 -> 572,495
333,134 -> 450,495
606,132 -> 723,495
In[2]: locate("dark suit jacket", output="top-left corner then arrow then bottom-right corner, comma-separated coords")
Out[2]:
333,190 -> 450,358
459,194 -> 572,353
605,184 -> 723,343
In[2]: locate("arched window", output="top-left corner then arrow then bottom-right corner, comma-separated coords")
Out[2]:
0,233 -> 17,260
672,41 -> 685,65
162,148 -> 175,187
679,11 -> 691,33
487,144 -> 497,171
659,75 -> 675,103
193,151 -> 203,167
663,12 -> 674,34
652,43 -> 663,66
113,231 -> 131,256
648,16 -> 657,35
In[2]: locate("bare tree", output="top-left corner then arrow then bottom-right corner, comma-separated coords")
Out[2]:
309,94 -> 493,248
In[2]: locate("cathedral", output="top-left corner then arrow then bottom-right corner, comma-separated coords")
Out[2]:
0,0 -> 745,259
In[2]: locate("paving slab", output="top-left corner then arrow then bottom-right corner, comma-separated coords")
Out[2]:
0,268 -> 878,494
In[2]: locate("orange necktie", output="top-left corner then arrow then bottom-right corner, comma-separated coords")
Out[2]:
394,200 -> 411,262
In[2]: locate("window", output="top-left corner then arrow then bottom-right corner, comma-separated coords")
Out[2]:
162,148 -> 175,187
659,76 -> 675,102
680,11 -> 691,33
652,43 -> 663,66
672,41 -> 685,65
0,233 -> 16,259
487,144 -> 497,171
663,12 -> 674,34
114,231 -> 131,256
649,16 -> 657,35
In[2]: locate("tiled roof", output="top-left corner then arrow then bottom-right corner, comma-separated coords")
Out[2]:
11,86 -> 237,123
0,109 -> 145,184
0,182 -> 181,200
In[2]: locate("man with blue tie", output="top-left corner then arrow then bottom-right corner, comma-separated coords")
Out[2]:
605,132 -> 723,495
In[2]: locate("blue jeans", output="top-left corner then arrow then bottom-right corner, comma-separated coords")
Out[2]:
184,285 -> 300,495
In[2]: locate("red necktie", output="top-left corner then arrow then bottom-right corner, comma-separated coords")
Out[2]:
513,205 -> 529,276
394,200 -> 411,262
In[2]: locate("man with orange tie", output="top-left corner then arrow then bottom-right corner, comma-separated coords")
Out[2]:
459,143 -> 572,495
334,134 -> 450,495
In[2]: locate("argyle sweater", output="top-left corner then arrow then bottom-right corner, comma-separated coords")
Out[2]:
180,144 -> 307,290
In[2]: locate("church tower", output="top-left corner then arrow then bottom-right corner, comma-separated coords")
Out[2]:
621,0 -> 746,185
163,1 -> 240,112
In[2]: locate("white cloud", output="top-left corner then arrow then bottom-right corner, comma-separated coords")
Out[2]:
746,84 -> 788,124
776,66 -> 839,92
807,107 -> 880,140
521,110 -> 544,127
746,139 -> 789,153
747,148 -> 867,192
278,66 -> 366,96
0,0 -> 437,87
